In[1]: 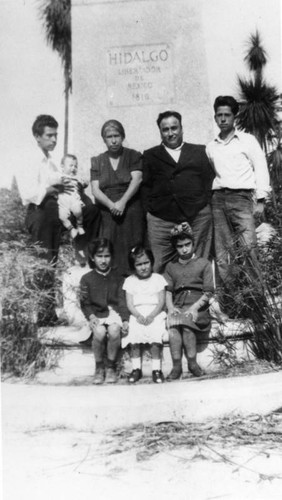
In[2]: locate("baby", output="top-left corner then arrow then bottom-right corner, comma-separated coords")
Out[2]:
58,154 -> 87,239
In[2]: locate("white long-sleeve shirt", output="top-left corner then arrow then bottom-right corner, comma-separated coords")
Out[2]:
206,130 -> 271,200
19,147 -> 61,206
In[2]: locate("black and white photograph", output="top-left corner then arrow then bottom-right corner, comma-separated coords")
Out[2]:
1,0 -> 282,499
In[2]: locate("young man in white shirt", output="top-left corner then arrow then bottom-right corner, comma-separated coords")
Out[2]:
23,115 -> 66,263
206,95 -> 271,284
23,115 -> 100,263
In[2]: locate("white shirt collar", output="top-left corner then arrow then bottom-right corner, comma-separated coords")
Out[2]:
163,141 -> 184,152
215,129 -> 240,145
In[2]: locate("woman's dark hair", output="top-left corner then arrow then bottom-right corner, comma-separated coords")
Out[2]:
88,238 -> 114,268
101,119 -> 125,139
213,96 -> 239,115
128,244 -> 155,272
171,231 -> 194,249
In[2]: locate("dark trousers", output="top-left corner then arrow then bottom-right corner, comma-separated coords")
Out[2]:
212,189 -> 257,284
147,204 -> 213,273
26,197 -> 62,263
26,196 -> 101,263
26,196 -> 101,325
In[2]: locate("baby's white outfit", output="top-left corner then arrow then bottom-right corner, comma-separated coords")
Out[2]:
58,174 -> 85,229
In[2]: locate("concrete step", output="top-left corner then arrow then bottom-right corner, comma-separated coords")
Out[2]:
35,321 -> 255,385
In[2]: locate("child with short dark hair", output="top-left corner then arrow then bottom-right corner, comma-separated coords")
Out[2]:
80,238 -> 129,384
122,245 -> 167,384
164,222 -> 214,379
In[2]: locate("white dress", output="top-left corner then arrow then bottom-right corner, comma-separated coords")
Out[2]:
122,273 -> 167,347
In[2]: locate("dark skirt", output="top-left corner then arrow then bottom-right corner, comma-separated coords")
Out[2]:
168,290 -> 211,334
98,186 -> 145,276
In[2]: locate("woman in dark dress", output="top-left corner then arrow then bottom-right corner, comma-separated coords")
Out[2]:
91,120 -> 144,276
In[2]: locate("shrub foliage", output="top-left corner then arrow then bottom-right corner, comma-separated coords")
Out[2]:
0,183 -> 59,377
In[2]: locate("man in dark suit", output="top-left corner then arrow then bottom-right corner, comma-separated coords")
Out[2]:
142,110 -> 214,272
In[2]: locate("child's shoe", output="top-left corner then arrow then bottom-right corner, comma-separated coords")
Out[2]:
166,360 -> 182,380
128,369 -> 142,384
105,367 -> 117,384
93,366 -> 105,385
166,366 -> 182,380
152,370 -> 164,384
188,359 -> 205,377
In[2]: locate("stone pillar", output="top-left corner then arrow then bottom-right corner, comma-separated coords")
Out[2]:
72,0 -> 214,177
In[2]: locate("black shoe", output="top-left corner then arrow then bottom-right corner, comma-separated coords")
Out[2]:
105,367 -> 118,384
152,370 -> 164,384
188,361 -> 205,377
128,369 -> 142,384
93,367 -> 105,385
166,367 -> 182,381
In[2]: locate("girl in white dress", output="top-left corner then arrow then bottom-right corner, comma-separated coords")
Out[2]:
122,245 -> 167,383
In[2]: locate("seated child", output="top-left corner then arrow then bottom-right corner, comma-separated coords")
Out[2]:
80,238 -> 129,384
122,245 -> 167,384
58,154 -> 87,239
164,222 -> 214,379
60,248 -> 91,327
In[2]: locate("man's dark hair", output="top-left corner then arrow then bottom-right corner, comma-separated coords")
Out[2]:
32,115 -> 58,137
88,238 -> 114,269
128,244 -> 155,272
157,110 -> 182,128
213,96 -> 239,116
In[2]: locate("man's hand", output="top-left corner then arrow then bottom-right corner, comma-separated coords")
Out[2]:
46,181 -> 74,196
62,178 -> 75,194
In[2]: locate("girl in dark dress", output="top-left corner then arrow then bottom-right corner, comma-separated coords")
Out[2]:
91,120 -> 144,276
164,222 -> 214,379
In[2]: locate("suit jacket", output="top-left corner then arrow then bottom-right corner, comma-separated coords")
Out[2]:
142,143 -> 214,222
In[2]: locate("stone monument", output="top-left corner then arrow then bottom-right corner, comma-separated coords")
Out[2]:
72,0 -> 281,180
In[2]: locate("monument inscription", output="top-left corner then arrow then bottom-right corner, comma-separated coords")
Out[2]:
106,43 -> 174,107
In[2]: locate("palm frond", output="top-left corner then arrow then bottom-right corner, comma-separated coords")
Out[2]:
244,31 -> 268,71
237,75 -> 279,146
39,0 -> 71,73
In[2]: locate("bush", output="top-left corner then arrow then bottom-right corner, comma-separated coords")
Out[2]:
0,241 -> 61,377
0,182 -> 63,378
0,180 -> 27,243
217,230 -> 282,365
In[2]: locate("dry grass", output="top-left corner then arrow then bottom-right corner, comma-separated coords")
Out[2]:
104,411 -> 282,479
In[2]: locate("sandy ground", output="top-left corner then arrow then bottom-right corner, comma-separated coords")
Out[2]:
2,337 -> 282,500
2,418 -> 282,500
2,373 -> 282,500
